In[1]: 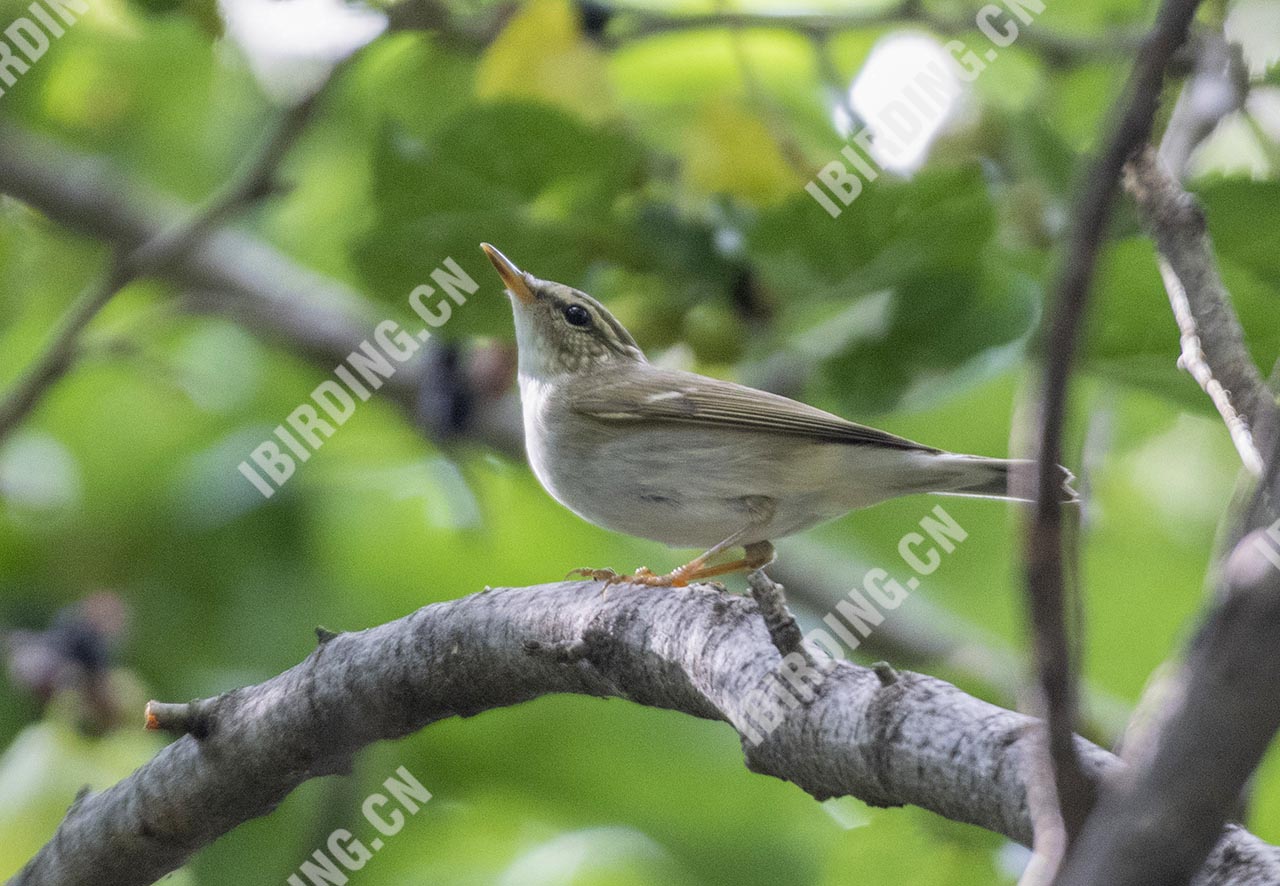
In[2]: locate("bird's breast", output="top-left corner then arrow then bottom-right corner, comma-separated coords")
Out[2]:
517,380 -> 834,547
518,374 -> 563,501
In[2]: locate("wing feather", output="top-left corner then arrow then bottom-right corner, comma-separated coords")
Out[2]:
571,368 -> 938,452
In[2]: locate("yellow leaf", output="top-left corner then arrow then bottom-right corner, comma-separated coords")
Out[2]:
475,0 -> 613,121
683,100 -> 801,206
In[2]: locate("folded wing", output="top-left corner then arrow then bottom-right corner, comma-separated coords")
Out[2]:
572,367 -> 940,453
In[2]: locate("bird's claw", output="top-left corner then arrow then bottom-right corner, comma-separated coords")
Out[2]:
629,566 -> 689,587
566,565 -> 689,590
566,567 -> 620,583
566,567 -> 631,598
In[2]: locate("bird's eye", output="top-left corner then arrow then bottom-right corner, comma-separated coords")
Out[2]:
563,304 -> 592,327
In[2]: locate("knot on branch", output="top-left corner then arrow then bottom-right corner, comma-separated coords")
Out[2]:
315,626 -> 343,645
1123,148 -> 1206,235
524,638 -> 590,664
746,570 -> 808,662
872,661 -> 900,687
144,699 -> 215,739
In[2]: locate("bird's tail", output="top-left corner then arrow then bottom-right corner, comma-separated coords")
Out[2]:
927,455 -> 1078,504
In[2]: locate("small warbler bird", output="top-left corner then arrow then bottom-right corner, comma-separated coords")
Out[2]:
481,243 -> 1075,587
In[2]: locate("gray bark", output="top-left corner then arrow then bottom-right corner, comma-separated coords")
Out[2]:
11,580 -> 1280,886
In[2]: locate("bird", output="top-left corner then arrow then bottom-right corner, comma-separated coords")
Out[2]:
480,243 -> 1075,588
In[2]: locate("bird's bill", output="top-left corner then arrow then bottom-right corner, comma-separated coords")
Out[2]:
480,243 -> 535,305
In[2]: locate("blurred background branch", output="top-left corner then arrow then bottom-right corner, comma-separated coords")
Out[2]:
0,78 -> 335,447
593,1 -> 1157,68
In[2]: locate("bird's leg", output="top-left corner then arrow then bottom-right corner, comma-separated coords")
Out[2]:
573,534 -> 775,591
568,530 -> 753,588
568,528 -> 750,587
668,541 -> 776,583
631,540 -> 776,587
570,497 -> 778,590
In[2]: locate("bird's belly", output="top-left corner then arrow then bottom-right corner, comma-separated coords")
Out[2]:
528,417 -> 855,548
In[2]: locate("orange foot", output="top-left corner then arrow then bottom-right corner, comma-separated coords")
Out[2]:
565,566 -> 680,588
566,542 -> 776,590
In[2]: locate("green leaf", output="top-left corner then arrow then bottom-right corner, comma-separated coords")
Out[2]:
1198,179 -> 1280,286
748,164 -> 1030,413
751,165 -> 997,293
0,719 -> 190,883
812,266 -> 1038,415
1085,236 -> 1280,410
353,103 -> 648,334
353,103 -> 745,340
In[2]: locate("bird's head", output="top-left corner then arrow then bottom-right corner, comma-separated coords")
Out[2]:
481,243 -> 646,379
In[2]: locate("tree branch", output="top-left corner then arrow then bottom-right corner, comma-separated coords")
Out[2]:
598,1 -> 1157,69
769,544 -> 1133,742
1050,19 -> 1280,875
0,122 -> 526,458
1025,0 -> 1205,862
0,82 -> 331,446
1157,33 -> 1247,179
10,578 -> 1280,886
1104,21 -> 1268,822
1056,424 -> 1280,885
1123,148 -> 1276,471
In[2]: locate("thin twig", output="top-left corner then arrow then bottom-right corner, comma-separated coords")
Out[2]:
1163,252 -> 1263,472
1157,33 -> 1247,177
1025,0 -> 1206,865
746,569 -> 808,662
1112,30 -> 1264,792
722,17 -> 813,179
599,1 -> 1156,68
0,82 -> 332,446
1123,148 -> 1275,471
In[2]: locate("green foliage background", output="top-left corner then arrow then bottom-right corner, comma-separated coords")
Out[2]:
0,0 -> 1277,883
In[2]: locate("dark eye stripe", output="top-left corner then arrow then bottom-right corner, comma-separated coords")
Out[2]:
564,304 -> 591,327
